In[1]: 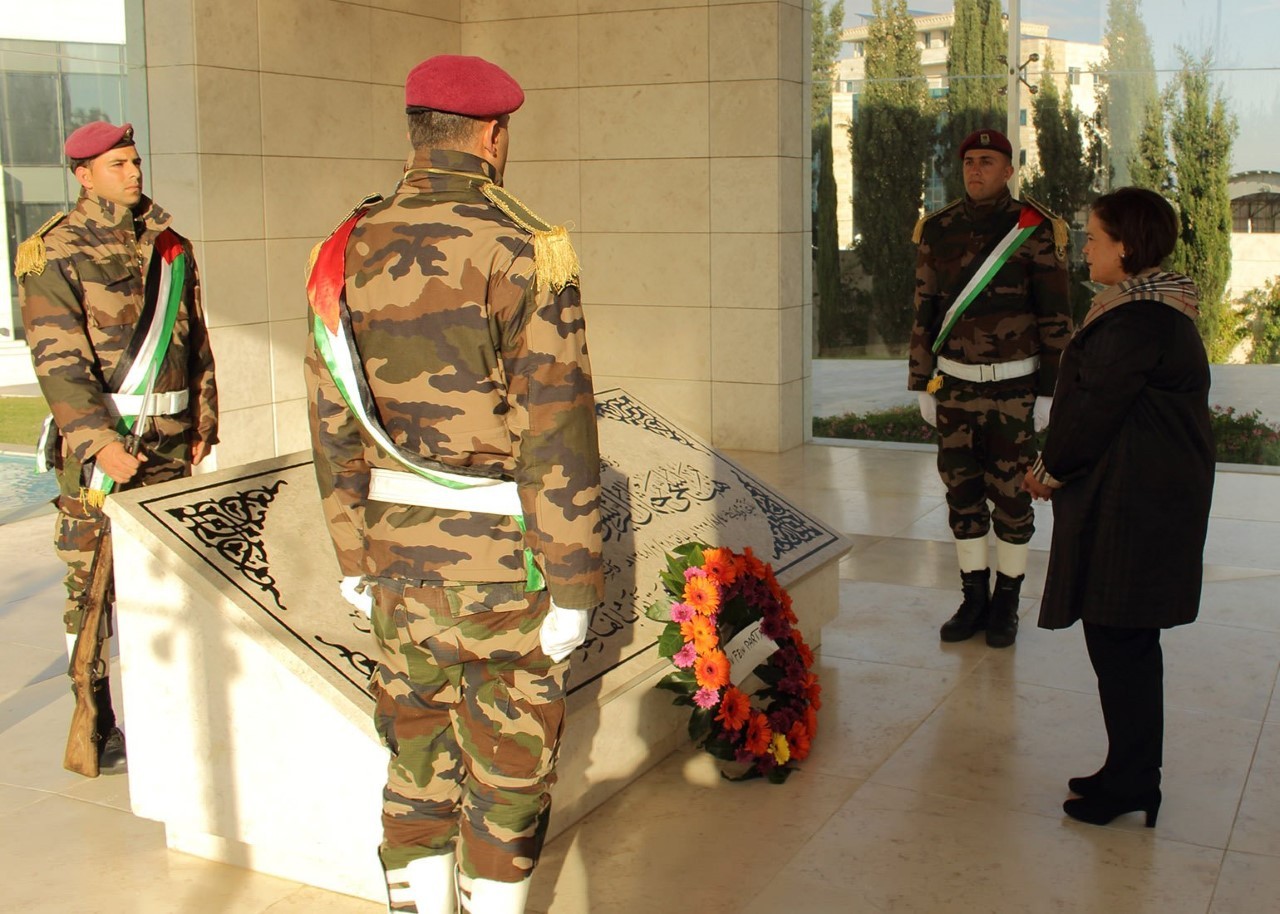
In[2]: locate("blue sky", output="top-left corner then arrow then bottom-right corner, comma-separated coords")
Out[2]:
840,1 -> 1280,171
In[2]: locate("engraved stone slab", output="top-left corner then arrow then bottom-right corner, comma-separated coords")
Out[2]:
106,390 -> 850,900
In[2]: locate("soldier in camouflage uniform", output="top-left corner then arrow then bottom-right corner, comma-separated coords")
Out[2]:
304,55 -> 603,914
16,120 -> 218,772
908,128 -> 1071,648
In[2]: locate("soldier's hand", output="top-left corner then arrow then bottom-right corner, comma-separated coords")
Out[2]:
191,438 -> 210,465
540,601 -> 590,662
95,440 -> 147,484
917,391 -> 937,428
1033,396 -> 1053,433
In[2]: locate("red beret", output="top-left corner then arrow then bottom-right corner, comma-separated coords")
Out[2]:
959,128 -> 1012,159
404,55 -> 524,118
65,121 -> 135,162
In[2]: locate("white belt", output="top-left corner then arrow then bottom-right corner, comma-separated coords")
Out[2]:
105,389 -> 190,418
367,466 -> 521,516
936,356 -> 1039,383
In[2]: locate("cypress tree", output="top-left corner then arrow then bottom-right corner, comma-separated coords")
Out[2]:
850,0 -> 934,351
812,1 -> 846,352
1168,49 -> 1238,362
940,0 -> 1006,199
1097,0 -> 1157,188
1128,94 -> 1173,193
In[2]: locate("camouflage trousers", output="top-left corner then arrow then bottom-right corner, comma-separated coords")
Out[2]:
934,376 -> 1036,545
53,455 -> 187,634
369,579 -> 566,904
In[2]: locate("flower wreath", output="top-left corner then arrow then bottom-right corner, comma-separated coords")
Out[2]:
644,542 -> 820,783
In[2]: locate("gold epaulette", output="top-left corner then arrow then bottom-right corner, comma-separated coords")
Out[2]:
912,199 -> 962,245
14,212 -> 67,279
307,193 -> 383,276
1022,195 -> 1069,262
481,184 -> 580,293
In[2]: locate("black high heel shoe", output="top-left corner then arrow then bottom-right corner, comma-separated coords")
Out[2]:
1063,788 -> 1161,827
1067,770 -> 1105,796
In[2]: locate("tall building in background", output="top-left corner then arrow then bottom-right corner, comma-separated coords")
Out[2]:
831,10 -> 1104,249
0,1 -> 141,362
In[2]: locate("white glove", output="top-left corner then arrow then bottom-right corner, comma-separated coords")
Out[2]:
918,391 -> 937,428
1034,396 -> 1053,433
539,601 -> 590,662
339,576 -> 374,618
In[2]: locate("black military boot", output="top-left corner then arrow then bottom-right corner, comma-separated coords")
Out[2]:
939,569 -> 990,642
93,678 -> 127,774
986,572 -> 1023,648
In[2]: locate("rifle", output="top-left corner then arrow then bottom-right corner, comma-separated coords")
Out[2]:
62,370 -> 159,776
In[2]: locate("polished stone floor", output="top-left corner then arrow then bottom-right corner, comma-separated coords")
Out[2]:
2,443 -> 1278,913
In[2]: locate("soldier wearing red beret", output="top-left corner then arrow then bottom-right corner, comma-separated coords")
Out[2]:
907,127 -> 1072,649
305,56 -> 601,914
15,120 -> 218,776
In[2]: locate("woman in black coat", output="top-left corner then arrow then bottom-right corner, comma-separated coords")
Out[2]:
1023,187 -> 1214,828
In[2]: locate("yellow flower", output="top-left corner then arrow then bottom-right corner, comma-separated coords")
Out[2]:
770,732 -> 791,765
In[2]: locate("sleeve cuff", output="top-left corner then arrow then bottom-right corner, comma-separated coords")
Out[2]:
1030,455 -> 1063,489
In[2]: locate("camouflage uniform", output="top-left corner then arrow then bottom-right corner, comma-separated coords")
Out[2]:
18,193 -> 218,635
908,189 -> 1071,543
305,148 -> 603,893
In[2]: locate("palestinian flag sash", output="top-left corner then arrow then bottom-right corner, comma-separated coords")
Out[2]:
306,210 -> 545,592
931,205 -> 1046,355
81,229 -> 188,507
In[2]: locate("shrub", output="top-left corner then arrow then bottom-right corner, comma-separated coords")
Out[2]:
814,403 -> 1280,466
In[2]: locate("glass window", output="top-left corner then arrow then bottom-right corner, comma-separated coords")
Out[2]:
1,72 -> 60,165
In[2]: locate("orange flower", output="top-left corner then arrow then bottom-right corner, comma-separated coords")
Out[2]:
793,631 -> 815,668
741,546 -> 767,579
679,615 -> 718,654
683,574 -> 720,616
715,686 -> 750,732
804,706 -> 818,740
744,711 -> 773,756
805,672 -> 822,711
695,649 -> 731,691
702,548 -> 738,584
787,721 -> 812,761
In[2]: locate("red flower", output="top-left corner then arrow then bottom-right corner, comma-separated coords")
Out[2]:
745,710 -> 773,756
702,548 -> 738,585
715,686 -> 750,732
787,721 -> 812,761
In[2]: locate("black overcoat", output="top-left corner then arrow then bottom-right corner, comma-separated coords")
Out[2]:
1037,300 -> 1214,630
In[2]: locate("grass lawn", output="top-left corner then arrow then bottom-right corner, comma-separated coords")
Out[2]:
0,396 -> 47,448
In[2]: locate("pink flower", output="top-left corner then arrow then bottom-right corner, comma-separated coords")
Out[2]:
694,687 -> 720,709
673,643 -> 697,668
684,566 -> 708,581
670,602 -> 695,623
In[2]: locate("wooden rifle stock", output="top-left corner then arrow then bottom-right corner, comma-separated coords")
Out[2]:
63,529 -> 113,777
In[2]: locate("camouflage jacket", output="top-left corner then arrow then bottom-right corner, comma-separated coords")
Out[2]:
17,193 -> 218,477
908,189 -> 1072,396
304,149 -> 604,611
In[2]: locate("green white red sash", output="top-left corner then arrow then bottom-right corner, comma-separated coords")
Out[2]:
82,229 -> 187,506
931,205 -> 1045,355
306,211 -> 545,592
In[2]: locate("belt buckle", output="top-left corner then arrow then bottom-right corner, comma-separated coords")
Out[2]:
980,364 -> 996,382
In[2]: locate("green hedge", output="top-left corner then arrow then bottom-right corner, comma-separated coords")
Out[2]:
814,403 -> 1280,466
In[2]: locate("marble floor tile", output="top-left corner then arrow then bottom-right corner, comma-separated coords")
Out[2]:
527,746 -> 861,914
1198,574 -> 1280,632
0,675 -> 93,792
974,620 -> 1280,723
1208,471 -> 1280,523
1208,850 -> 1280,913
1201,563 -> 1280,584
0,587 -> 67,652
1203,517 -> 1280,572
868,676 -> 1259,849
826,579 -> 1014,673
742,782 -> 1223,914
1228,721 -> 1280,857
786,488 -> 944,539
837,534 -> 1049,598
0,638 -> 65,695
0,782 -> 50,817
802,654 -> 958,780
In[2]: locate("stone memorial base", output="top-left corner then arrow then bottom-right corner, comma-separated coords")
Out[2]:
106,392 -> 848,902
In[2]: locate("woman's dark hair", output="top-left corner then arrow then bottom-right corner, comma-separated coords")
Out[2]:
1090,187 -> 1179,274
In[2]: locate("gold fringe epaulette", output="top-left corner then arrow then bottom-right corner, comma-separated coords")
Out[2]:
1022,194 -> 1069,262
14,211 -> 67,279
308,193 -> 383,277
481,184 -> 580,293
912,199 -> 962,245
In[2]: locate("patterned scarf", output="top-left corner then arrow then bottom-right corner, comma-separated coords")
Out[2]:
1080,269 -> 1201,332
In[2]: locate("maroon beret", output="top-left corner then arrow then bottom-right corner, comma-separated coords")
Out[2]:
404,55 -> 524,118
959,128 -> 1012,159
65,121 -> 135,162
